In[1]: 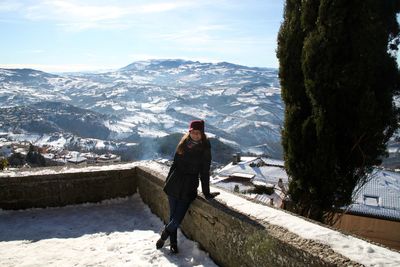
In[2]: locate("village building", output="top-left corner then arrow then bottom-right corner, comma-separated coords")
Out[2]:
0,143 -> 13,158
66,152 -> 87,166
333,169 -> 400,250
13,146 -> 28,156
80,152 -> 98,164
212,155 -> 288,208
96,153 -> 121,164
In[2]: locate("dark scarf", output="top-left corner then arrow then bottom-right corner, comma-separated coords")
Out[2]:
186,138 -> 202,149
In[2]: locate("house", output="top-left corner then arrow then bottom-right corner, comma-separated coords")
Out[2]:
61,151 -> 87,166
212,156 -> 288,208
214,156 -> 287,182
67,155 -> 87,165
97,153 -> 121,163
0,144 -> 13,158
387,146 -> 400,158
42,153 -> 55,161
13,147 -> 28,156
343,169 -> 400,221
80,152 -> 98,164
333,169 -> 400,250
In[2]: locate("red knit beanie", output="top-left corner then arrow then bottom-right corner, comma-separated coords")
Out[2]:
189,120 -> 205,133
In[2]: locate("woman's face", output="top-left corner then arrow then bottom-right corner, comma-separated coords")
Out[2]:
189,130 -> 202,142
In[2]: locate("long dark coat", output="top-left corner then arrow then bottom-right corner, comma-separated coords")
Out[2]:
163,139 -> 211,201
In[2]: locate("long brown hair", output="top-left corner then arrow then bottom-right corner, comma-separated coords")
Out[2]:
176,132 -> 208,155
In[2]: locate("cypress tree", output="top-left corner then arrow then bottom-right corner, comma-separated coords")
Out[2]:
26,144 -> 46,167
278,0 -> 400,221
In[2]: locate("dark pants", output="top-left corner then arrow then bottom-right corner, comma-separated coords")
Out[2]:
165,195 -> 191,243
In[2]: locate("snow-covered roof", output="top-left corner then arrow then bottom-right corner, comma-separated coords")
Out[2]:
387,147 -> 399,153
0,141 -> 12,147
80,152 -> 98,159
260,157 -> 284,167
216,156 -> 288,185
98,154 -> 119,160
67,156 -> 87,163
229,172 -> 255,179
346,169 -> 400,221
42,153 -> 55,160
14,148 -> 27,155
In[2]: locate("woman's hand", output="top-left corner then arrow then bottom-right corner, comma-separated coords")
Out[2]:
204,192 -> 220,199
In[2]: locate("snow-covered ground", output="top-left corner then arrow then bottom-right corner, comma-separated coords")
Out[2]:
0,194 -> 218,267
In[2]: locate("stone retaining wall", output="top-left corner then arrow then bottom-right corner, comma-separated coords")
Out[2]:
0,168 -> 136,209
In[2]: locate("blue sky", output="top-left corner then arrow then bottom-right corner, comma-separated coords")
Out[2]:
0,0 -> 285,72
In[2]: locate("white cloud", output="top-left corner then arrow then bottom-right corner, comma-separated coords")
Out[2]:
0,1 -> 22,12
40,0 -> 128,21
22,1 -> 127,23
126,53 -> 221,64
15,0 -> 198,31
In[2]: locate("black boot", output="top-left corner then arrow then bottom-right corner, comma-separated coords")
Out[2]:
169,229 -> 178,253
156,228 -> 170,249
170,242 -> 179,254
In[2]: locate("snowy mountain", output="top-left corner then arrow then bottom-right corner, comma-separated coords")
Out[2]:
0,60 -> 283,161
0,101 -> 112,139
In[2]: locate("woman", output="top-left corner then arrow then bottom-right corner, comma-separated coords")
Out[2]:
156,119 -> 219,254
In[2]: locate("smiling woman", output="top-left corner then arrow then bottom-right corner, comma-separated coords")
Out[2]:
157,119 -> 219,253
0,0 -> 284,72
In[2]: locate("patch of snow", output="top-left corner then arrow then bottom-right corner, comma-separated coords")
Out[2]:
138,127 -> 168,138
104,120 -> 135,133
0,194 -> 217,267
111,104 -> 125,111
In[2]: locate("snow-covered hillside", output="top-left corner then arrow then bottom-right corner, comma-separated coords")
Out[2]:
0,59 -> 283,159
